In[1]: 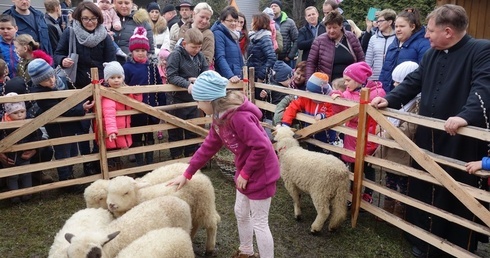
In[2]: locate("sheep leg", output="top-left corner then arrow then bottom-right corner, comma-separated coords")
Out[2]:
190,221 -> 199,239
310,193 -> 330,235
283,181 -> 302,220
203,224 -> 218,256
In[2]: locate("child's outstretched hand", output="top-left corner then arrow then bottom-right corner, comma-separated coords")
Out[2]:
315,114 -> 322,121
229,76 -> 240,83
21,149 -> 36,160
465,161 -> 482,174
331,93 -> 340,100
188,83 -> 193,94
108,133 -> 117,142
166,175 -> 188,190
260,90 -> 268,99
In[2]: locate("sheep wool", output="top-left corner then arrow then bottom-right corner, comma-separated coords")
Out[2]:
107,163 -> 221,256
48,208 -> 114,258
84,179 -> 110,209
65,196 -> 192,258
116,227 -> 194,258
274,126 -> 350,233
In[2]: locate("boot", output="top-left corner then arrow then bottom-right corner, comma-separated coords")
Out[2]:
145,140 -> 154,164
393,201 -> 406,219
132,141 -> 145,166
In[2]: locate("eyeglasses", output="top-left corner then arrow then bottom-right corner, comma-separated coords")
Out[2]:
224,19 -> 238,23
81,17 -> 98,23
376,19 -> 386,23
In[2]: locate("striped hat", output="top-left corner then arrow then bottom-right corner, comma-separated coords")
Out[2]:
129,27 -> 150,52
192,71 -> 228,101
306,72 -> 331,95
27,58 -> 55,85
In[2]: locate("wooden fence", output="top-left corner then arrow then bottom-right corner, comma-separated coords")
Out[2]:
0,67 -> 489,257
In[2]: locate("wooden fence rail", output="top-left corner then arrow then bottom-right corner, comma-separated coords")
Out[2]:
1,67 -> 489,257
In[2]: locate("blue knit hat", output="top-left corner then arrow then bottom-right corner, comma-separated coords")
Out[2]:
306,72 -> 331,95
192,71 -> 228,101
272,61 -> 292,84
28,58 -> 55,85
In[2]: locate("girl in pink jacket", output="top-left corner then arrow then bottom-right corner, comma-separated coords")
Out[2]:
331,61 -> 386,203
98,61 -> 142,150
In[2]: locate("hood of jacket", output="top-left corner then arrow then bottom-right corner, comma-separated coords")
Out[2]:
374,28 -> 396,38
249,29 -> 272,41
152,16 -> 168,34
211,21 -> 234,38
399,26 -> 426,47
219,96 -> 261,121
132,8 -> 150,24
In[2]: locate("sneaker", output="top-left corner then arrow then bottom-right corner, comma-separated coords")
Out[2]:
362,193 -> 373,204
232,250 -> 260,258
116,48 -> 127,58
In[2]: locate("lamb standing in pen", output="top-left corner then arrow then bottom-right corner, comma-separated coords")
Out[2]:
63,196 -> 192,258
274,126 -> 350,233
48,208 -> 115,258
105,163 -> 220,256
115,227 -> 194,258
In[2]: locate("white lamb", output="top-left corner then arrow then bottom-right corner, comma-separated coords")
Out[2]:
106,164 -> 220,256
48,208 -> 114,258
84,179 -> 110,209
274,126 -> 350,233
64,195 -> 192,258
115,227 -> 194,258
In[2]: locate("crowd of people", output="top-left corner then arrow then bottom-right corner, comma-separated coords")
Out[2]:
0,0 -> 489,257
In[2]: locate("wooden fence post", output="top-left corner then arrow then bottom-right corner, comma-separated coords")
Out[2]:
351,88 -> 370,227
242,66 -> 250,99
91,68 -> 109,179
248,67 -> 255,104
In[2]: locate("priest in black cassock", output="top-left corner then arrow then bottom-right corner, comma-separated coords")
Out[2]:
371,4 -> 490,257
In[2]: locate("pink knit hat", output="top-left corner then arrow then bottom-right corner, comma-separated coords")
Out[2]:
343,62 -> 373,85
158,48 -> 170,60
129,27 -> 150,52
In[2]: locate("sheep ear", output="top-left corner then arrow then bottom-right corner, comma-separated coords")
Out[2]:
103,231 -> 120,246
65,233 -> 75,243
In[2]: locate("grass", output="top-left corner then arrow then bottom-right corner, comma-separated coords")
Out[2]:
0,163 -> 415,258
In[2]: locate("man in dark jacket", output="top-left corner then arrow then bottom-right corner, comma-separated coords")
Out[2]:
162,4 -> 179,31
372,4 -> 490,257
322,0 -> 351,32
297,6 -> 325,61
44,0 -> 64,54
3,0 -> 52,55
270,0 -> 298,68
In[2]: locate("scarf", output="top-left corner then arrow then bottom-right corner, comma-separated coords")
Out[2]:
72,20 -> 108,48
228,28 -> 239,42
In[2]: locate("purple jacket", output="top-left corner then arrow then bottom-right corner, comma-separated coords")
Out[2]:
184,97 -> 280,200
306,30 -> 364,80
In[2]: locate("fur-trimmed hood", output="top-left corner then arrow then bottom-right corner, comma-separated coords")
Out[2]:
151,16 -> 168,35
132,8 -> 150,25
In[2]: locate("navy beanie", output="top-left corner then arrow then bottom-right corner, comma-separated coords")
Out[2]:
192,71 -> 229,101
161,4 -> 176,14
270,0 -> 282,9
272,61 -> 292,84
147,2 -> 160,13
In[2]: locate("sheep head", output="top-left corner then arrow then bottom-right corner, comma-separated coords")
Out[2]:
274,127 -> 300,155
84,179 -> 109,209
64,231 -> 119,258
106,176 -> 149,217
